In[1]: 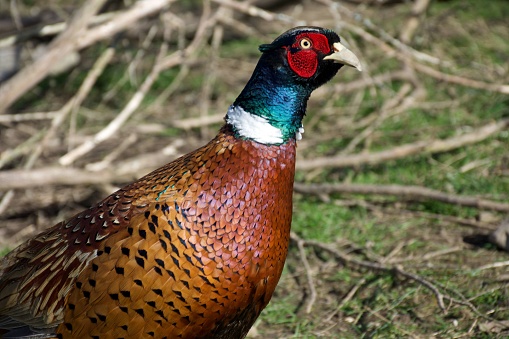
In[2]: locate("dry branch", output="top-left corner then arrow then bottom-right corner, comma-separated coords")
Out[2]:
399,0 -> 432,44
294,236 -> 317,314
333,199 -> 496,231
2,167 -> 507,215
0,167 -> 121,189
0,11 -> 118,49
317,0 -> 444,66
314,0 -> 509,95
32,47 -> 115,167
294,182 -> 509,212
58,1 -> 221,165
0,0 -> 107,114
212,0 -> 295,23
297,118 -> 509,170
0,111 -> 59,123
338,19 -> 509,95
411,61 -> 509,94
290,232 -> 484,315
58,37 -> 169,166
0,0 -> 175,114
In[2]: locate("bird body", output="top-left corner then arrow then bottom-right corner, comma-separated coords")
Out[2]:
0,27 -> 360,338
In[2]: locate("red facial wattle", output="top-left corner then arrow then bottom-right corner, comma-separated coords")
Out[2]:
286,32 -> 331,78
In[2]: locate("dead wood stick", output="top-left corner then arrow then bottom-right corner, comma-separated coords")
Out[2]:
294,182 -> 509,212
333,199 -> 496,231
297,118 -> 509,170
0,141 -> 185,190
59,3 -> 220,165
338,20 -> 509,94
2,167 -> 507,214
291,233 -> 483,315
328,70 -> 411,95
317,0 -> 443,66
0,0 -> 107,114
0,39 -> 114,213
211,0 -> 295,23
317,0 -> 508,94
411,61 -> 509,94
0,111 -> 60,123
294,236 -> 317,314
0,12 -> 118,49
30,47 -> 115,168
399,0 -> 432,44
58,35 -> 169,166
0,0 -> 175,114
0,167 -> 124,190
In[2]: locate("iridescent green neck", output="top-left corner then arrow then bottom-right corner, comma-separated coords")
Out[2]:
231,57 -> 314,144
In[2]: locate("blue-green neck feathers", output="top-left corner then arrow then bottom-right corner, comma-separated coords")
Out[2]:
230,58 -> 313,144
226,26 -> 345,145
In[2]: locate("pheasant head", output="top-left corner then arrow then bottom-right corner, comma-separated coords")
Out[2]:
228,26 -> 361,145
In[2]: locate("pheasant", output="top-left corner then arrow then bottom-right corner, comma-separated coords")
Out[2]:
0,26 -> 361,339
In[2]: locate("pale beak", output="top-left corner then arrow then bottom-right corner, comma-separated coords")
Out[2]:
323,42 -> 362,71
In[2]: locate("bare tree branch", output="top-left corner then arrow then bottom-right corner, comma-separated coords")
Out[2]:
0,0 -> 176,114
294,182 -> 509,212
297,119 -> 509,170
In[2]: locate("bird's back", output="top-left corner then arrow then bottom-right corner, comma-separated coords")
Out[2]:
0,126 -> 296,338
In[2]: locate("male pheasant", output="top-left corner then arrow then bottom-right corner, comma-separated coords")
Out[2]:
0,26 -> 361,339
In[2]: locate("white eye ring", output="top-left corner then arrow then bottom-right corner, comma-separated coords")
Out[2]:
300,38 -> 312,49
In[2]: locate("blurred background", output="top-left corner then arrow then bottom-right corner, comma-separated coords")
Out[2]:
0,0 -> 508,337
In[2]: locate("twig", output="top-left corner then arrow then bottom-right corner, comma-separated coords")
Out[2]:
0,0 -> 107,114
59,1 -> 220,165
0,190 -> 15,215
410,61 -> 509,94
0,130 -> 44,169
0,111 -> 59,123
297,118 -> 509,170
0,12 -> 118,49
101,23 -> 159,106
86,134 -> 138,172
323,277 -> 367,323
0,0 -> 176,114
0,141 -> 185,191
292,233 -> 484,315
294,182 -> 509,212
0,44 -> 114,213
399,0 -> 432,44
172,114 -> 225,129
317,0 -> 444,66
337,19 -> 509,95
325,70 -> 412,96
333,199 -> 496,231
59,32 -> 170,165
364,306 -> 421,339
475,261 -> 509,272
199,11 -> 224,137
211,0 -> 296,23
29,46 -> 115,168
388,247 -> 464,265
0,167 -> 122,189
291,232 -> 318,314
317,0 -> 509,95
340,83 -> 416,155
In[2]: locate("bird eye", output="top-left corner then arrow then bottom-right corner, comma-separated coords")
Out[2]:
299,38 -> 312,49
